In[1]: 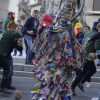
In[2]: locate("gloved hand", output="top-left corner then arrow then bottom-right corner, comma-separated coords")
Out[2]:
88,53 -> 97,61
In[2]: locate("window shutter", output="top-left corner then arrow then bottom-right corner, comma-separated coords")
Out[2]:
93,0 -> 100,11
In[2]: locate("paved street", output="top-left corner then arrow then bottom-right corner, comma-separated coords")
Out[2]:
0,77 -> 37,100
6,51 -> 99,100
0,76 -> 100,100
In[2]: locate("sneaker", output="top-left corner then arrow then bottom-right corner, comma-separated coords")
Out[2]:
77,83 -> 84,92
86,82 -> 91,88
0,88 -> 12,94
71,88 -> 77,96
7,86 -> 16,90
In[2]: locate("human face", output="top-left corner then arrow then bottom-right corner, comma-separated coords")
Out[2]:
97,27 -> 100,32
9,26 -> 16,32
17,20 -> 21,25
16,26 -> 22,32
33,12 -> 38,18
83,27 -> 90,34
78,28 -> 83,33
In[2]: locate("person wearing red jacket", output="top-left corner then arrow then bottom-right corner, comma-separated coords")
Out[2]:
28,14 -> 55,65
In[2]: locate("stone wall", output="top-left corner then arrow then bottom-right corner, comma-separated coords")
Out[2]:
0,0 -> 9,21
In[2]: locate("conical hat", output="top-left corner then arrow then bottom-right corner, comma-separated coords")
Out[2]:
7,20 -> 17,29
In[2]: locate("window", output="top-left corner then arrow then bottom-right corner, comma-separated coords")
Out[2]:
93,0 -> 100,11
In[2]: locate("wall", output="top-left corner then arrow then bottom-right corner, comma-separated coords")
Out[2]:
0,0 -> 9,21
85,0 -> 93,11
31,4 -> 41,15
86,14 -> 100,28
8,0 -> 19,22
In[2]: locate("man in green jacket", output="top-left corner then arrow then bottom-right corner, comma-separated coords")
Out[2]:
71,21 -> 100,96
0,20 -> 22,94
2,12 -> 14,32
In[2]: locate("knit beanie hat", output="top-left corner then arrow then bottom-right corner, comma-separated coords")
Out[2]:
92,21 -> 100,29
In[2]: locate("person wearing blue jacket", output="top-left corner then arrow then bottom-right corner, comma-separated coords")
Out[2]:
23,10 -> 39,64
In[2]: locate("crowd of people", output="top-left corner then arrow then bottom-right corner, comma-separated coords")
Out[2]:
0,9 -> 100,100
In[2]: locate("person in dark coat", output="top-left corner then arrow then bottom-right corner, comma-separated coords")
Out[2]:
23,10 -> 39,64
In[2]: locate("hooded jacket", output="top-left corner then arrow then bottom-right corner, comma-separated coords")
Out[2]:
39,14 -> 53,28
38,14 -> 53,35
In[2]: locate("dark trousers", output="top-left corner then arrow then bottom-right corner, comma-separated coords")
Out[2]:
76,69 -> 91,83
71,59 -> 96,90
14,48 -> 22,55
0,55 -> 11,88
5,54 -> 13,88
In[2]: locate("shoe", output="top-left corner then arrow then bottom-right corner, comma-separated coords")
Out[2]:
77,83 -> 84,92
7,86 -> 16,90
0,88 -> 12,94
86,82 -> 91,88
25,61 -> 33,65
13,54 -> 16,56
71,88 -> 77,96
97,64 -> 100,66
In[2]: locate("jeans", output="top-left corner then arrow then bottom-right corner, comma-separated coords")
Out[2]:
14,48 -> 22,55
28,49 -> 35,62
71,59 -> 96,90
5,54 -> 13,88
24,35 -> 33,63
0,55 -> 12,88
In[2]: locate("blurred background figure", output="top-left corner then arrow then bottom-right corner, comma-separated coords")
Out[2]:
13,26 -> 23,56
74,22 -> 84,44
2,12 -> 15,32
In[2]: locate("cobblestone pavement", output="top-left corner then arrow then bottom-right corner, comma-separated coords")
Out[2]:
0,77 -> 100,100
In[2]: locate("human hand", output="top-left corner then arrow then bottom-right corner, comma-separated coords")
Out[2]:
17,40 -> 22,47
88,39 -> 93,44
27,30 -> 34,35
88,53 -> 97,61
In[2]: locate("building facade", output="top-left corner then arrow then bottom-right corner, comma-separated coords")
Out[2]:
0,0 -> 19,27
85,0 -> 100,27
30,0 -> 42,15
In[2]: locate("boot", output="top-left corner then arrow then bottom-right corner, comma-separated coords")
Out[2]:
71,88 -> 77,96
0,88 -> 12,94
77,83 -> 84,92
